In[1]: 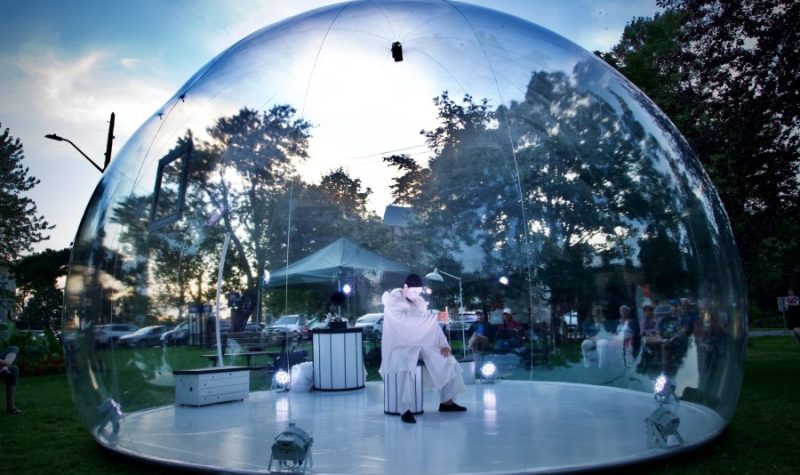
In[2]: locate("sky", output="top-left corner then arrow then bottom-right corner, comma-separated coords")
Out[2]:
0,0 -> 660,255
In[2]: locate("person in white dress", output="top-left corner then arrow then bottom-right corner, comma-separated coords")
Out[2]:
379,274 -> 467,423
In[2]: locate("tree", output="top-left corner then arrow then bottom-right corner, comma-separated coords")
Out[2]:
190,106 -> 312,329
387,74 -> 691,323
11,247 -> 70,330
0,123 -> 53,261
598,10 -> 702,135
603,1 -> 800,314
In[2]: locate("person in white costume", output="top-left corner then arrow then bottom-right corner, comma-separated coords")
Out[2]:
379,274 -> 467,423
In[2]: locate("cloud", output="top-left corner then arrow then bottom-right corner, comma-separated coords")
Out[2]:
120,57 -> 146,69
0,39 -> 178,253
0,37 -> 178,159
11,45 -> 171,137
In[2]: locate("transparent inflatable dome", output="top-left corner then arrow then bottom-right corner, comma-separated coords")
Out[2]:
63,1 -> 747,473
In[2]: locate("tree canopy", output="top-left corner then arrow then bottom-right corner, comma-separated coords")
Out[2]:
11,247 -> 70,330
0,124 -> 52,261
602,0 -> 800,314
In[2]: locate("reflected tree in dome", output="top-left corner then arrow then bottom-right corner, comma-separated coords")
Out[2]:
383,65 -> 696,330
194,106 -> 311,329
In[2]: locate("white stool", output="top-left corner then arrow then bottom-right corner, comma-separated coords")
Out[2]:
383,362 -> 424,415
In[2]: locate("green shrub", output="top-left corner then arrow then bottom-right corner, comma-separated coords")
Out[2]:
0,321 -> 65,375
749,303 -> 786,329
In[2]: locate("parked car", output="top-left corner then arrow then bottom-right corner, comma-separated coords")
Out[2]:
266,315 -> 308,340
354,313 -> 383,339
307,316 -> 329,331
94,323 -> 139,346
243,321 -> 266,333
118,325 -> 169,347
161,321 -> 189,345
447,312 -> 478,336
372,317 -> 383,337
560,311 -> 579,339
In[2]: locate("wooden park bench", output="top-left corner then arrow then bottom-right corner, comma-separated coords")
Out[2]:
200,350 -> 280,369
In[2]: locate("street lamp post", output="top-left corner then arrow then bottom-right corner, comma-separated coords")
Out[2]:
45,112 -> 115,173
425,268 -> 467,359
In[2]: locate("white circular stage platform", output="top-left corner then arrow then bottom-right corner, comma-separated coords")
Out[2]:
96,380 -> 723,474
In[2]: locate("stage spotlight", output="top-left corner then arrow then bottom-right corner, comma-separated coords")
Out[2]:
653,373 -> 676,404
97,396 -> 122,434
272,369 -> 291,392
498,276 -> 509,286
342,283 -> 352,295
269,422 -> 314,474
480,362 -> 498,383
391,41 -> 403,61
645,405 -> 684,449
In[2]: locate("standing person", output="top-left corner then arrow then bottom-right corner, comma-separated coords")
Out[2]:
1,346 -> 22,415
784,289 -> 800,342
380,274 -> 467,424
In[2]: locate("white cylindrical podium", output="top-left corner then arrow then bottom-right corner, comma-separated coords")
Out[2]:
312,327 -> 365,391
383,362 -> 424,415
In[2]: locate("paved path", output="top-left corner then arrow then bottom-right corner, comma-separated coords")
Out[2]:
749,329 -> 792,337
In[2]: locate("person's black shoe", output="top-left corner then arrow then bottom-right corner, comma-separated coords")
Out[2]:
401,410 -> 417,423
439,402 -> 467,412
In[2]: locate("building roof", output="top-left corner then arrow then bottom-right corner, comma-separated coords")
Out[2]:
382,205 -> 413,227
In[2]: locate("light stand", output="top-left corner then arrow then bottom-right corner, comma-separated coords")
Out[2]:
97,396 -> 122,434
425,268 -> 466,359
45,112 -> 115,173
645,373 -> 683,448
269,422 -> 314,474
479,361 -> 498,384
213,232 -> 232,366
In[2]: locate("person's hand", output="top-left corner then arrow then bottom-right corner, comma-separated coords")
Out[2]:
440,347 -> 451,357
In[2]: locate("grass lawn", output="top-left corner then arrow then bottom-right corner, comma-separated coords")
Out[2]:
2,337 -> 798,474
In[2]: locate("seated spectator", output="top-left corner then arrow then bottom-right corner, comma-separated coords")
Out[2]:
637,304 -> 660,367
696,301 -> 726,388
613,305 -> 640,367
467,310 -> 493,352
640,304 -> 658,340
1,346 -> 22,415
494,308 -> 522,351
651,298 -> 698,376
498,308 -> 521,331
581,305 -> 612,368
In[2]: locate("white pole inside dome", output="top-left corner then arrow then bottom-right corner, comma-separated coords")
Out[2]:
213,232 -> 232,367
426,268 -> 466,359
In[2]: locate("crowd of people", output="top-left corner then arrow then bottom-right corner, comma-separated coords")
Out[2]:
466,308 -> 524,353
580,298 -> 727,379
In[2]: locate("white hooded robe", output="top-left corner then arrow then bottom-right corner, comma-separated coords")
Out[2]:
379,289 -> 465,410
